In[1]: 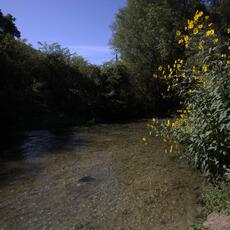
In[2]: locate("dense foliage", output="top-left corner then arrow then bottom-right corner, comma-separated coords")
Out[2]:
0,9 -> 20,38
146,10 -> 230,179
203,182 -> 230,214
111,0 -> 203,110
0,5 -> 175,132
0,34 -> 140,131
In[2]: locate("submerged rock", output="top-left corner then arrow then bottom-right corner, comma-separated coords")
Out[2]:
78,176 -> 96,184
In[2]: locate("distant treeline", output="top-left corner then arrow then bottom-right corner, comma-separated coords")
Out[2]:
0,36 -> 147,130
0,0 -> 229,131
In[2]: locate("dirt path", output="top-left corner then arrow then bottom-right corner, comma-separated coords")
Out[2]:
0,122 -> 206,229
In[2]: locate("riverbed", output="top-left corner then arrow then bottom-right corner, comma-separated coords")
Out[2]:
0,121 -> 206,230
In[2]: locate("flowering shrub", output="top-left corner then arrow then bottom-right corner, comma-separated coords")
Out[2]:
144,11 -> 230,179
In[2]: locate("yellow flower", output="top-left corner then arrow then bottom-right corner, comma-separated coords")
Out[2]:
194,14 -> 199,22
185,43 -> 189,49
227,60 -> 230,65
188,20 -> 194,29
178,39 -> 184,44
167,119 -> 170,127
198,11 -> 203,17
198,24 -> 203,29
193,28 -> 199,35
184,35 -> 189,42
202,64 -> 208,72
176,30 -> 181,36
228,28 -> 230,34
194,11 -> 203,21
206,29 -> 215,36
221,54 -> 227,58
213,38 -> 219,43
205,15 -> 209,20
158,65 -> 163,71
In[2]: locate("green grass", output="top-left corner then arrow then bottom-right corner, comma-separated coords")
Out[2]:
187,224 -> 207,230
187,182 -> 230,230
203,182 -> 230,215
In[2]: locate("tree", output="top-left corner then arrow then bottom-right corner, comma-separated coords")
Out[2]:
98,61 -> 136,120
110,0 -> 205,113
38,42 -> 73,63
0,34 -> 40,130
208,0 -> 230,29
111,0 -> 202,73
0,9 -> 20,38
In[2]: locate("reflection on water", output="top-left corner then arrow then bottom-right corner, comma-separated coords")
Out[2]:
0,128 -> 88,161
0,122 -> 206,230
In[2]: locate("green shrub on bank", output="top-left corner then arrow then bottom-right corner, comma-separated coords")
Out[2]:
187,225 -> 207,230
187,182 -> 230,230
203,182 -> 230,215
145,11 -> 230,179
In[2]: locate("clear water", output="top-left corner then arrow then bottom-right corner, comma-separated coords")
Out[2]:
0,121 -> 206,230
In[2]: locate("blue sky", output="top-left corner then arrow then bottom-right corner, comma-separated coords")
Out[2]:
1,0 -> 126,64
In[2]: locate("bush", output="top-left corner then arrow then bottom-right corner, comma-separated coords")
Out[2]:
203,182 -> 230,215
147,11 -> 230,179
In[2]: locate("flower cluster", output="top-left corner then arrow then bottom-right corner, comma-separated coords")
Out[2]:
145,10 -> 230,179
176,11 -> 218,50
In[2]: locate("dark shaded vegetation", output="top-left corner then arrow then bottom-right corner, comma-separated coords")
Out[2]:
0,34 -> 139,132
203,182 -> 230,215
0,1 -> 229,133
0,12 -> 165,135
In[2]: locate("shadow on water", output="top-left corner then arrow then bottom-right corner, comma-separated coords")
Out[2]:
0,127 -> 90,187
0,128 -> 89,161
0,162 -> 44,188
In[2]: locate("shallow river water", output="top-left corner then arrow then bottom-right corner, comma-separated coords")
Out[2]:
0,121 -> 206,230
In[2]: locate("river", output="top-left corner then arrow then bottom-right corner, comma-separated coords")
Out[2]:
0,121 -> 206,230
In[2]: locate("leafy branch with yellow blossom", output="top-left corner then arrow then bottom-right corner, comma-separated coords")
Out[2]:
144,10 -> 230,179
